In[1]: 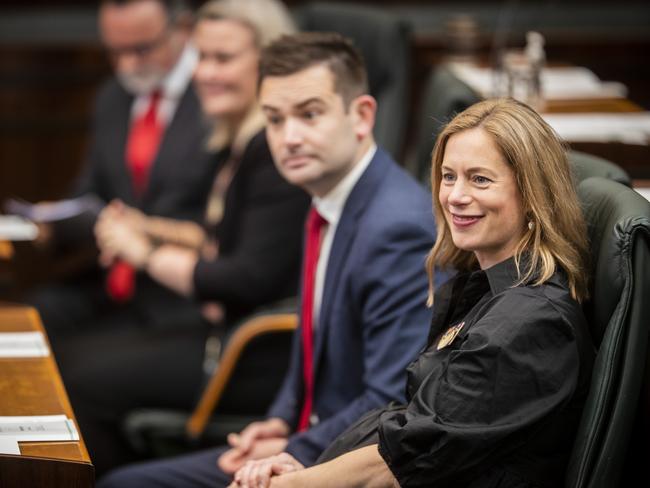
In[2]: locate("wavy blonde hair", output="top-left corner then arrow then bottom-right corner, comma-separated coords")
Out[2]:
426,98 -> 589,303
196,0 -> 296,153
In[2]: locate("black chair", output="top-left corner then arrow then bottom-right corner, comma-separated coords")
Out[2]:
566,177 -> 650,487
295,2 -> 411,159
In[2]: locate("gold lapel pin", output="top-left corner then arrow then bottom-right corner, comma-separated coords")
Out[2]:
437,321 -> 465,350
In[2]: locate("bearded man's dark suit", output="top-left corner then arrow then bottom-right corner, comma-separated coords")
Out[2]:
23,75 -> 217,475
31,77 -> 217,336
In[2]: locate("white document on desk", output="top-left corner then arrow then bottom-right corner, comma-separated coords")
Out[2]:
0,331 -> 50,358
0,215 -> 39,241
542,112 -> 650,145
4,195 -> 104,223
0,437 -> 20,455
449,63 -> 628,100
0,415 -> 79,442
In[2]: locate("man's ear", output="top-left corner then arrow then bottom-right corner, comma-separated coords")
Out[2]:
350,94 -> 377,141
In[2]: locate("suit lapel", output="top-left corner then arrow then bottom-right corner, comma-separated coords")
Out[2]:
109,88 -> 136,204
312,151 -> 390,380
142,86 -> 205,208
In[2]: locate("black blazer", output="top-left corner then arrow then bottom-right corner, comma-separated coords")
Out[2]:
193,130 -> 310,318
56,77 -> 217,246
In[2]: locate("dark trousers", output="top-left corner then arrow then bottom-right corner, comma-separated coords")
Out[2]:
98,446 -> 232,488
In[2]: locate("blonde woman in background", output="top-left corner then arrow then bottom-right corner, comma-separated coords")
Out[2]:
64,0 -> 308,476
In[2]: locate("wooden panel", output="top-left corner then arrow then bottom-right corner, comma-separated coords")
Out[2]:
0,44 -> 109,297
0,44 -> 110,204
0,455 -> 94,488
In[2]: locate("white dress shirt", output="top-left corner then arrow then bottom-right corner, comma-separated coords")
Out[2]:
130,43 -> 198,125
311,144 -> 377,330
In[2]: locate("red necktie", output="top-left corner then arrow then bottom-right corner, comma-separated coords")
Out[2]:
125,89 -> 163,196
297,207 -> 327,432
106,91 -> 164,303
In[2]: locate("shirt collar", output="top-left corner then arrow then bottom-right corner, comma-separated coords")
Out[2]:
312,143 -> 377,226
482,256 -> 525,296
160,42 -> 197,99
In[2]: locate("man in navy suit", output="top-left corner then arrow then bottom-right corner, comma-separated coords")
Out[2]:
99,32 -> 448,488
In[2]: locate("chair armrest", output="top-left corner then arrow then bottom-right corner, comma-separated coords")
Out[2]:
186,313 -> 298,439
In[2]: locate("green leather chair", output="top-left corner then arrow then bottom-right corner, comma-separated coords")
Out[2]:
566,177 -> 650,487
409,65 -> 480,185
568,150 -> 631,187
295,2 -> 411,159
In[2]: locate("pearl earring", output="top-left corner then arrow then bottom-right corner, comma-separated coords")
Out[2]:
528,221 -> 534,230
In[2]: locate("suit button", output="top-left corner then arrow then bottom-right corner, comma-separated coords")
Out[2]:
309,413 -> 319,426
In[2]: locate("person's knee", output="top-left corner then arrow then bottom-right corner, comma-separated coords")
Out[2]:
97,464 -> 153,488
98,446 -> 231,488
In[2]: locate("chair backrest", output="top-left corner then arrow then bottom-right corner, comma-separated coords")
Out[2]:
409,65 -> 480,185
568,150 -> 631,187
566,177 -> 650,488
295,2 -> 411,159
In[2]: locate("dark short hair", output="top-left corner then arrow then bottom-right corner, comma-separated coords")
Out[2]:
259,32 -> 368,106
101,0 -> 189,22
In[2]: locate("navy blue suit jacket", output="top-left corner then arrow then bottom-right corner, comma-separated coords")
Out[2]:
267,148 -> 449,465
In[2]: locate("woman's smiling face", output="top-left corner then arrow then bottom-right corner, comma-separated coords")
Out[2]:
439,127 -> 526,269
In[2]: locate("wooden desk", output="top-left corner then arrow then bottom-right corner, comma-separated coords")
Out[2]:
542,97 -> 650,179
0,241 -> 13,260
543,97 -> 643,114
0,305 -> 94,487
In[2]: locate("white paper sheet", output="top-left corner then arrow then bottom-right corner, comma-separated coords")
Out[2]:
4,195 -> 103,223
541,113 -> 650,145
0,437 -> 20,455
449,63 -> 628,100
0,216 -> 38,241
0,415 -> 79,442
0,331 -> 50,358
634,187 -> 650,203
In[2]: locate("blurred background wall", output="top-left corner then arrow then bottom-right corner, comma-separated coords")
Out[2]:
1,0 -> 649,292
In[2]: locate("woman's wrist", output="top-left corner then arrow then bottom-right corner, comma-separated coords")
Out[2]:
136,241 -> 157,271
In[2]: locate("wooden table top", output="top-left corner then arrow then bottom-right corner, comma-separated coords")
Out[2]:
0,241 -> 13,260
543,97 -> 644,114
0,305 -> 91,464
